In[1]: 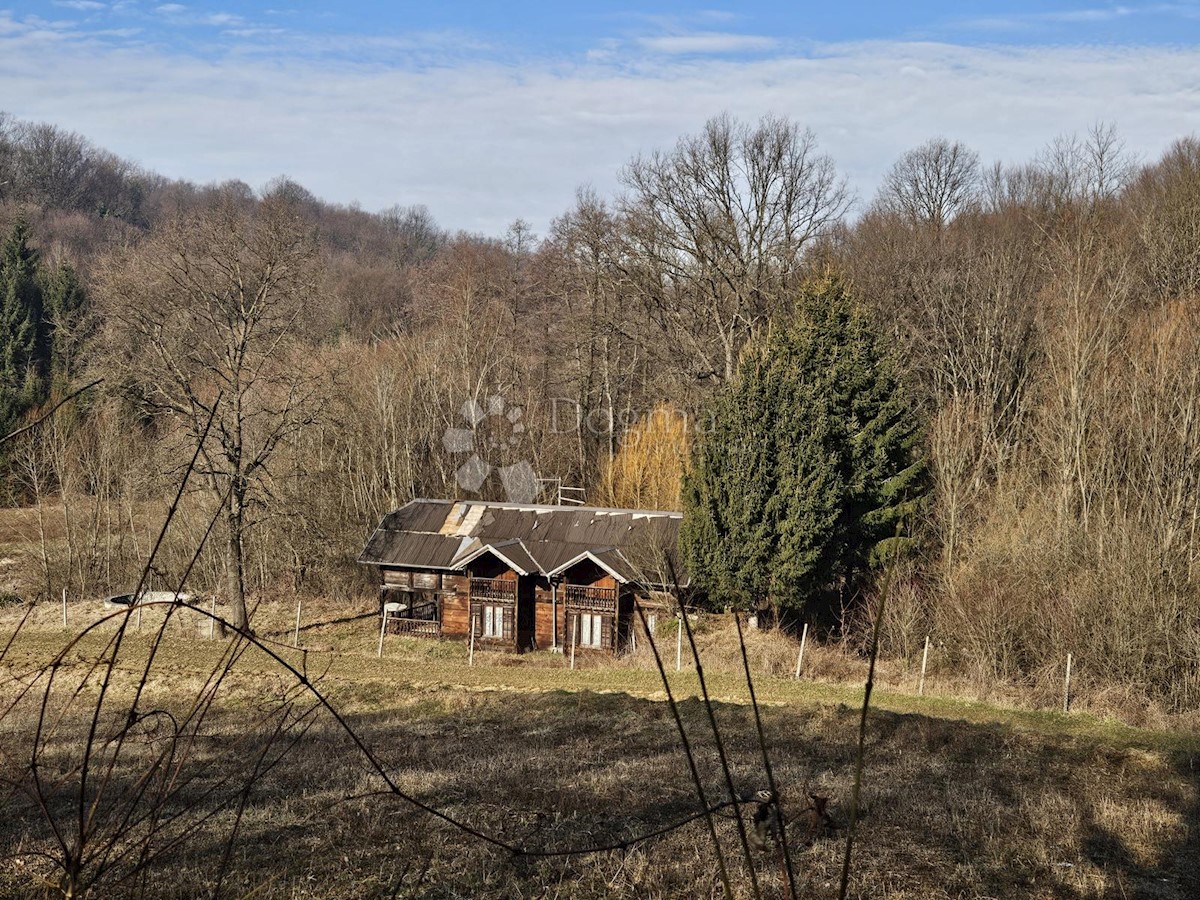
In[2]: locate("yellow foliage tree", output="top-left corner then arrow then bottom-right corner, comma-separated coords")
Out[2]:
597,403 -> 689,510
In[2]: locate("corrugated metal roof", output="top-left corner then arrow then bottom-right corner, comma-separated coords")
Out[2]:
359,499 -> 686,586
358,530 -> 469,570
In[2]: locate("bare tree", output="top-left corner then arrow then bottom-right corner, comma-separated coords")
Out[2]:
542,189 -> 651,486
877,137 -> 980,230
0,111 -> 15,201
97,190 -> 322,629
621,113 -> 850,382
1128,136 -> 1200,302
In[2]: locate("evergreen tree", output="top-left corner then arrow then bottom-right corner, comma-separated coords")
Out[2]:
39,259 -> 88,384
0,220 -> 48,438
682,273 -> 925,617
684,355 -> 780,607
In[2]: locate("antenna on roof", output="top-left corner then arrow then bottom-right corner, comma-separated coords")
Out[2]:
537,478 -> 586,506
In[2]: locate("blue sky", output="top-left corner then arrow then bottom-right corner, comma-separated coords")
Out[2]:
25,2 -> 1200,52
2,2 -> 1199,232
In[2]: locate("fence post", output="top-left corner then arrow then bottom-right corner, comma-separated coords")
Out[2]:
208,595 -> 216,640
377,607 -> 387,658
293,596 -> 303,648
469,612 -> 476,667
1063,652 -> 1073,714
570,613 -> 577,670
794,622 -> 809,678
676,616 -> 682,672
919,635 -> 931,696
61,588 -> 67,628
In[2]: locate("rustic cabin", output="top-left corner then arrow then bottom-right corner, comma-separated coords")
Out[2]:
358,499 -> 685,655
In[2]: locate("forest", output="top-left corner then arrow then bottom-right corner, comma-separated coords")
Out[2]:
3,109 -> 1200,711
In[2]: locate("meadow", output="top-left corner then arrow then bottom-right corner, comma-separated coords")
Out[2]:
1,596 -> 1197,899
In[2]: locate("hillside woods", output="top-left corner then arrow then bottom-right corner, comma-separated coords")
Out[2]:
3,112 -> 1200,711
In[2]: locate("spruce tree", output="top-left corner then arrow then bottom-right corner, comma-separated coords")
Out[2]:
682,273 -> 925,618
0,220 -> 48,438
39,259 -> 87,385
683,354 -> 780,607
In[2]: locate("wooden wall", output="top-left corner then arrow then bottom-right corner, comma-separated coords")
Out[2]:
533,585 -> 557,649
376,563 -> 661,656
442,588 -> 469,637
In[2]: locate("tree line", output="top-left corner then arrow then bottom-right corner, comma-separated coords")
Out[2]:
3,111 -> 1199,708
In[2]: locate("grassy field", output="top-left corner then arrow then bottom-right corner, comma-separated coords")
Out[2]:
1,596 -> 1198,898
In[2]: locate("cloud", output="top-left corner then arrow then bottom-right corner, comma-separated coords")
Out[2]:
1,26 -> 1198,236
204,13 -> 243,27
954,3 -> 1197,32
155,3 -> 186,12
638,32 -> 778,54
53,1 -> 108,10
1037,6 -> 1137,23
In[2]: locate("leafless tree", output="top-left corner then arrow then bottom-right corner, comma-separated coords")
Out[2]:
1127,136 -> 1200,302
877,138 -> 980,230
621,113 -> 851,382
96,189 -> 323,629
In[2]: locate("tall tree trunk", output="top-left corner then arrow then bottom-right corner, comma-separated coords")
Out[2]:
226,485 -> 249,630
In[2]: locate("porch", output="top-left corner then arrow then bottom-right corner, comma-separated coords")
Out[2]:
562,583 -> 617,611
562,583 -> 619,653
381,592 -> 441,637
468,576 -> 521,645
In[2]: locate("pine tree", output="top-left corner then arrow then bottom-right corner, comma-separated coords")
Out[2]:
39,259 -> 87,385
0,220 -> 48,438
682,356 -> 780,607
682,273 -> 925,617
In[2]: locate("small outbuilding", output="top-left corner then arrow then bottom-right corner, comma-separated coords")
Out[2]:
358,499 -> 685,654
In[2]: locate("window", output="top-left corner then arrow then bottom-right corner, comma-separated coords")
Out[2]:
578,612 -> 603,648
482,604 -> 505,638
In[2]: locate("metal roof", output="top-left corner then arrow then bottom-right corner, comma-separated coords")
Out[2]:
358,499 -> 686,587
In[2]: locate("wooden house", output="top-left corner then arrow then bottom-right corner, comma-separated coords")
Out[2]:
358,499 -> 685,655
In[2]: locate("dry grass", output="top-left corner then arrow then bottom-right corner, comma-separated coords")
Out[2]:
1,598 -> 1199,898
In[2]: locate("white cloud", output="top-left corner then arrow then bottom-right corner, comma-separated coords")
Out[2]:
53,1 -> 108,11
1,29 -> 1198,236
954,3 -> 1195,31
204,12 -> 244,27
155,4 -> 187,13
1038,6 -> 1137,22
638,32 -> 778,54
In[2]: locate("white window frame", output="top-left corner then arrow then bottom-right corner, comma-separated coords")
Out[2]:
579,612 -> 603,648
482,604 -> 504,639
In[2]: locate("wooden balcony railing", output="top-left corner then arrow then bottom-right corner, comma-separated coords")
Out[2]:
388,617 -> 441,637
469,577 -> 517,602
563,583 -> 617,612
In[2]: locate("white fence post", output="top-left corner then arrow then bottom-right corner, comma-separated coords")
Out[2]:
377,607 -> 387,657
919,635 -> 931,696
469,612 -> 476,667
208,595 -> 216,640
293,596 -> 303,648
61,588 -> 67,628
794,622 -> 809,678
676,616 -> 682,672
1063,653 -> 1073,714
570,614 -> 577,670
